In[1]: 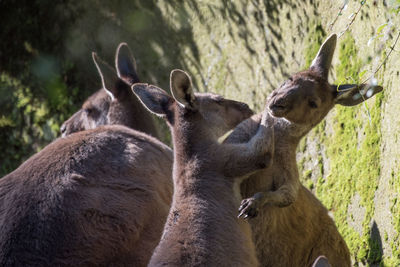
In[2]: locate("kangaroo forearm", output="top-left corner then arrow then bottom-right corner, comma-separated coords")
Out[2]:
224,114 -> 262,145
223,119 -> 273,177
224,151 -> 272,177
222,132 -> 272,177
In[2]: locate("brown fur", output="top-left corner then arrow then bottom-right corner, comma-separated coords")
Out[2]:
132,70 -> 273,267
0,69 -> 256,266
0,125 -> 172,266
61,43 -> 160,139
226,34 -> 382,267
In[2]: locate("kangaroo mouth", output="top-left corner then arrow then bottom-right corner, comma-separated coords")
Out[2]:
271,104 -> 286,110
269,103 -> 287,116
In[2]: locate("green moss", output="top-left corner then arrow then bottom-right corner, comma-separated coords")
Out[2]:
310,33 -> 383,265
297,156 -> 306,170
303,21 -> 326,69
299,137 -> 307,153
318,156 -> 324,176
387,169 -> 400,265
304,169 -> 312,179
306,179 -> 314,190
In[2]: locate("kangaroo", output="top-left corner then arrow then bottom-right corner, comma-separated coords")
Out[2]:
132,69 -> 273,266
0,125 -> 172,266
0,74 -> 254,266
60,43 -> 160,139
224,34 -> 383,266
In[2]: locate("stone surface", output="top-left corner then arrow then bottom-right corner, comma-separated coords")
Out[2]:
59,0 -> 400,264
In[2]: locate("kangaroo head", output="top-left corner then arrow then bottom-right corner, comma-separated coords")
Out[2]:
132,69 -> 253,139
268,34 -> 383,128
60,43 -> 141,137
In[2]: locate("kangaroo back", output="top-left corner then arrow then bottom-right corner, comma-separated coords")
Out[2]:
0,125 -> 172,266
132,70 -> 273,266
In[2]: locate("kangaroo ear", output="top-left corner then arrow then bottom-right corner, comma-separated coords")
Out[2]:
334,83 -> 383,106
92,52 -> 120,100
170,69 -> 197,110
131,83 -> 173,117
310,34 -> 337,78
115,42 -> 140,85
311,256 -> 331,267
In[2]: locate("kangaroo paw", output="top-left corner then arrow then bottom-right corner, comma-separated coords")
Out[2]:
238,193 -> 263,219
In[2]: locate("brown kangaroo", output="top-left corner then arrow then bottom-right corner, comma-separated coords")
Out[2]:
60,43 -> 160,139
225,34 -> 383,266
132,69 -> 273,266
0,125 -> 172,266
0,74 -> 254,266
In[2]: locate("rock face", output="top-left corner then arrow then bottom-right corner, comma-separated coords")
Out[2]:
134,2 -> 397,265
1,0 -> 399,265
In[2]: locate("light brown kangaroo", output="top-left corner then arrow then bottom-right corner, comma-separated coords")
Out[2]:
60,43 -> 161,139
225,34 -> 383,267
132,70 -> 273,266
0,125 -> 172,266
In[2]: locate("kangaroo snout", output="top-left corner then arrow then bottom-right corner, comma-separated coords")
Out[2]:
231,100 -> 254,118
269,97 -> 288,117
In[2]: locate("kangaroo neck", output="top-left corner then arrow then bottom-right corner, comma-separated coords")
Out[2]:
170,114 -> 219,197
113,97 -> 160,139
171,110 -> 215,164
274,116 -> 312,148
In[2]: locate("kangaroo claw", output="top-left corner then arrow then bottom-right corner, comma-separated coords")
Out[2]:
238,196 -> 260,219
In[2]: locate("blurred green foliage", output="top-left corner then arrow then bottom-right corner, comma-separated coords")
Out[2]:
0,1 -> 83,176
0,0 -> 297,176
0,0 -> 203,177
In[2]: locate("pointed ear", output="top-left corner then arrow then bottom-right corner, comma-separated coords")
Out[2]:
311,256 -> 331,267
131,83 -> 173,117
115,42 -> 140,85
170,69 -> 197,110
92,52 -> 120,99
334,83 -> 383,106
310,34 -> 337,78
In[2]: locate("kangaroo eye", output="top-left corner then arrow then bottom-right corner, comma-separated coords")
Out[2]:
85,107 -> 95,115
308,100 -> 318,109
